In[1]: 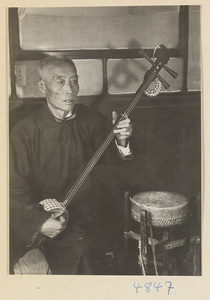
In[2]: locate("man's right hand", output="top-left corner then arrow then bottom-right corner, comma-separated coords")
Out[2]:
40,215 -> 66,238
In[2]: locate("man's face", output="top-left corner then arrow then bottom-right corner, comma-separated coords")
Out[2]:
39,62 -> 79,118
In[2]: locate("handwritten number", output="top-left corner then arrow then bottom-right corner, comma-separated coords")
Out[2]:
153,282 -> 163,292
133,282 -> 142,293
165,281 -> 174,295
133,281 -> 174,295
145,282 -> 152,293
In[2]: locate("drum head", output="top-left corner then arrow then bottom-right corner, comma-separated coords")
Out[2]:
130,191 -> 188,227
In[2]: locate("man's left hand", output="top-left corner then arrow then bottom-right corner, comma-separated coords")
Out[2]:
112,111 -> 133,147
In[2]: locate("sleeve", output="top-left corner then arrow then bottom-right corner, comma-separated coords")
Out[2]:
115,140 -> 133,160
10,126 -> 51,244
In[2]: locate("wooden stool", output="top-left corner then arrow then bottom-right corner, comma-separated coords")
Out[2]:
124,191 -> 189,275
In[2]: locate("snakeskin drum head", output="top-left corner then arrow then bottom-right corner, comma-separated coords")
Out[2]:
130,191 -> 188,227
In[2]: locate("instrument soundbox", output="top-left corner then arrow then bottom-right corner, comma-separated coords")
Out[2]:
30,44 -> 178,248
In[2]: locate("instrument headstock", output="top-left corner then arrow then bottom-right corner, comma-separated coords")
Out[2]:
155,44 -> 170,65
139,44 -> 178,96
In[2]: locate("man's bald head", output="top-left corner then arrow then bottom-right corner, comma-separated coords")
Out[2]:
38,56 -> 77,82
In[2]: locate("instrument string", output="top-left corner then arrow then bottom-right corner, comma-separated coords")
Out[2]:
62,65 -> 161,208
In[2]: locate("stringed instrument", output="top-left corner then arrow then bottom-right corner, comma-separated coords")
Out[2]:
30,44 -> 178,248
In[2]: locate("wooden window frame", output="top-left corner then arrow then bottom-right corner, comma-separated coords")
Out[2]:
8,6 -> 191,102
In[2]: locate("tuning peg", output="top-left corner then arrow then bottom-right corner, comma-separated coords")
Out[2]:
139,49 -> 178,79
139,49 -> 154,64
139,49 -> 170,89
163,65 -> 178,78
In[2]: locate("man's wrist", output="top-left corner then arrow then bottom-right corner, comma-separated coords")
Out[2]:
115,139 -> 132,159
116,139 -> 127,147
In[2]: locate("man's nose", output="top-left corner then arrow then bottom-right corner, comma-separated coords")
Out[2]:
66,83 -> 73,94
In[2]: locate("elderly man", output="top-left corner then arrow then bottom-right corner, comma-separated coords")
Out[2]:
10,56 -> 133,274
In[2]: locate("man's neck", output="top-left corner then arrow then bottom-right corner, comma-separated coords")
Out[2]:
47,103 -> 73,120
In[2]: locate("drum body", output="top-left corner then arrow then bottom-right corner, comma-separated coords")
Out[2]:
130,191 -> 188,227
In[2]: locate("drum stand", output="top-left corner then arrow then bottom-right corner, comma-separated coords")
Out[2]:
123,191 -> 190,275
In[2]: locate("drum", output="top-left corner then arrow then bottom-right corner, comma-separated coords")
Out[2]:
130,191 -> 188,227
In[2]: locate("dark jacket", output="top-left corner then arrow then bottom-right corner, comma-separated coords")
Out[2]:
9,103 -> 131,270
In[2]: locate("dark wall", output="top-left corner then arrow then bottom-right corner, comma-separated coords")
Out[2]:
96,92 -> 201,235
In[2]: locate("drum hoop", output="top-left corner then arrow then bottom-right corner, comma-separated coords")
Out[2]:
132,211 -> 188,227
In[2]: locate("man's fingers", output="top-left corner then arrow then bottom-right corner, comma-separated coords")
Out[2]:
112,111 -> 118,124
114,125 -> 132,133
116,122 -> 131,129
114,128 -> 127,134
114,131 -> 132,136
112,111 -> 132,140
59,216 -> 66,225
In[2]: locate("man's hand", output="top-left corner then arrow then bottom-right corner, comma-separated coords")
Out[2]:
40,215 -> 66,238
112,111 -> 133,147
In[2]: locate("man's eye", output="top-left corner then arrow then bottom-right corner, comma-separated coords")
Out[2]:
71,79 -> 78,85
57,80 -> 64,85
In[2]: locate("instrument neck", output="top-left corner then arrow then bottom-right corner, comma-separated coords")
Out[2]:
62,61 -> 163,208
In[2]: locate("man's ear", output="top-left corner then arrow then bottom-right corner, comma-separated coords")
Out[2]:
38,79 -> 46,93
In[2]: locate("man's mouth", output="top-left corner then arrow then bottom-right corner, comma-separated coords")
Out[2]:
64,99 -> 74,104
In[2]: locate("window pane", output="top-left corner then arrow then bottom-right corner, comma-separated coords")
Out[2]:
19,6 -> 179,50
15,59 -> 103,98
107,58 -> 183,94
